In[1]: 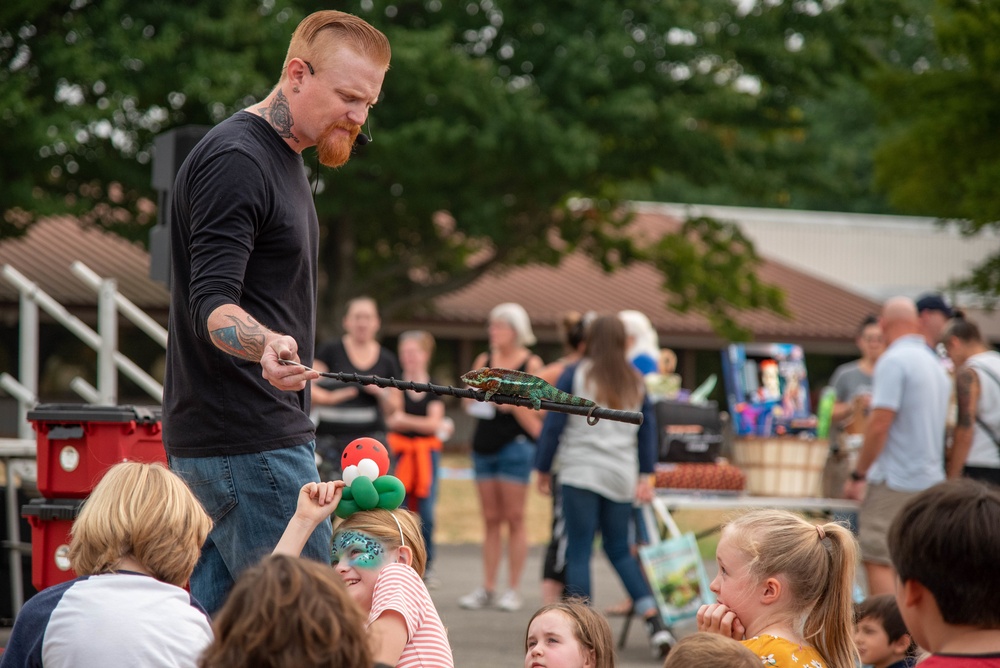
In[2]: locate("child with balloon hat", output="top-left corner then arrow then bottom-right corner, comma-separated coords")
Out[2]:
274,438 -> 454,668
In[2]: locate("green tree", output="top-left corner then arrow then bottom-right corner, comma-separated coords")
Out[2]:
872,0 -> 1000,300
0,1 -> 904,336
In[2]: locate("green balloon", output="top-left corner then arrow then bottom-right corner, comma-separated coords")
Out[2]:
335,499 -> 361,519
374,475 -> 405,510
340,485 -> 355,502
352,476 -> 379,510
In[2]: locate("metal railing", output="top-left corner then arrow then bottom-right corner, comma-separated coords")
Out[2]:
0,260 -> 166,616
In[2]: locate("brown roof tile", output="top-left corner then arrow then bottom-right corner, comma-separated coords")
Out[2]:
0,216 -> 169,315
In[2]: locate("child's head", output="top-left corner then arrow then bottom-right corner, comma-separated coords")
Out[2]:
854,594 -> 915,668
713,509 -> 858,668
199,554 -> 371,668
332,508 -> 425,609
888,479 -> 1000,649
661,632 -> 759,668
69,461 -> 212,587
524,599 -> 615,668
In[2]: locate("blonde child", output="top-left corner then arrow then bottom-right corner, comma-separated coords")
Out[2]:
199,554 -> 371,668
1,462 -> 214,668
274,480 -> 454,668
525,599 -> 616,668
854,594 -> 917,668
696,509 -> 859,668
662,633 -> 760,668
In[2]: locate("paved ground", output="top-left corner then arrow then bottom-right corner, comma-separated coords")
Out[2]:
430,543 -> 699,667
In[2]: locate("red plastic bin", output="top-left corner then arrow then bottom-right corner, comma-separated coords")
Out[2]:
28,404 -> 166,499
22,498 -> 85,591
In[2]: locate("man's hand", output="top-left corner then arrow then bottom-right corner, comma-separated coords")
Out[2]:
843,478 -> 867,501
260,337 -> 319,391
696,602 -> 746,640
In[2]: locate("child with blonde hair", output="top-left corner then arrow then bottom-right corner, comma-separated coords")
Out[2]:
525,599 -> 616,668
274,480 -> 454,668
199,554 -> 371,668
697,509 -> 859,668
1,462 -> 214,667
662,633 -> 760,668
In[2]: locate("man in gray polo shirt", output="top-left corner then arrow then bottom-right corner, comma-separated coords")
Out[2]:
844,296 -> 950,596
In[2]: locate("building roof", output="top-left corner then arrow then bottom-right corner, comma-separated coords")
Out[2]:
639,202 -> 998,303
0,216 -> 169,325
396,209 -> 883,353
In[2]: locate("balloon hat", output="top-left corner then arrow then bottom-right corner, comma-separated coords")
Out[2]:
336,437 -> 405,519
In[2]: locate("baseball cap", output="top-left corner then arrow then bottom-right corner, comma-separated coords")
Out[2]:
915,293 -> 953,317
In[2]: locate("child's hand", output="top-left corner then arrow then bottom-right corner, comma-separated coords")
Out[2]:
696,602 -> 746,640
293,480 -> 345,525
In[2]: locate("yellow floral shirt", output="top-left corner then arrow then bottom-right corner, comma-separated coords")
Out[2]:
742,634 -> 826,668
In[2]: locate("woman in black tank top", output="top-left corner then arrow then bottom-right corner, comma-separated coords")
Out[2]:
458,303 -> 544,613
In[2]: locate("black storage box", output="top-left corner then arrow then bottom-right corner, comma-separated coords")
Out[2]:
656,400 -> 724,463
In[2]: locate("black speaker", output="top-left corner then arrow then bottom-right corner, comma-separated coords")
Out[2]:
149,125 -> 210,287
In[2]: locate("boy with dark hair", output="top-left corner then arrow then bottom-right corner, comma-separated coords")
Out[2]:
887,479 -> 1000,666
855,594 -> 917,668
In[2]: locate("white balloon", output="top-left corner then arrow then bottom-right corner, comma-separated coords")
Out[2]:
357,458 -> 380,480
342,464 -> 359,485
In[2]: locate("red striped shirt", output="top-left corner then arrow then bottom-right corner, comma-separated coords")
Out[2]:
368,563 -> 454,667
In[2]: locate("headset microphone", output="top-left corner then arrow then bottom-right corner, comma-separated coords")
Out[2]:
355,132 -> 370,146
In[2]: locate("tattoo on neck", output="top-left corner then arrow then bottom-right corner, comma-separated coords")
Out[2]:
210,315 -> 267,361
257,89 -> 299,143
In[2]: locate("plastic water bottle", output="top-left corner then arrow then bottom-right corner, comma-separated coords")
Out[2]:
816,386 -> 837,439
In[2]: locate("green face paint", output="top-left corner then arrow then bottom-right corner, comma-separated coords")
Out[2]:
332,530 -> 386,570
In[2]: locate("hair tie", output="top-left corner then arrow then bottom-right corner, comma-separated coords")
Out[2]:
816,524 -> 826,540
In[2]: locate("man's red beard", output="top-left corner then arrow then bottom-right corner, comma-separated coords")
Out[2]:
316,120 -> 360,168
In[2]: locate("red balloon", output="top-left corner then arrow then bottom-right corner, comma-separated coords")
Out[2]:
341,437 -> 390,477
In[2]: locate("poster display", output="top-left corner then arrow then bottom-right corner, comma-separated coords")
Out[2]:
721,343 -> 816,437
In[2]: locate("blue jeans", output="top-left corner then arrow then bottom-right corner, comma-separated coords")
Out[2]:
403,449 -> 441,567
169,442 -> 332,615
561,484 -> 656,615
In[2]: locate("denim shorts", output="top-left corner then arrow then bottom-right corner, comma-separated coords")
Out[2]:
472,436 -> 535,484
168,442 -> 332,614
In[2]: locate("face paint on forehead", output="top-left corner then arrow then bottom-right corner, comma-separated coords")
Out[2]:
332,530 -> 386,569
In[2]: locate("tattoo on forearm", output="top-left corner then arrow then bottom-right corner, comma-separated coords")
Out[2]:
955,367 -> 976,428
257,89 -> 299,143
211,315 -> 267,361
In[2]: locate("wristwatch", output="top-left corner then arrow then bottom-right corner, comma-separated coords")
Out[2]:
850,470 -> 866,482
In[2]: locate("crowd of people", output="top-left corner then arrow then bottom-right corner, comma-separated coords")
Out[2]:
5,6 -> 1000,667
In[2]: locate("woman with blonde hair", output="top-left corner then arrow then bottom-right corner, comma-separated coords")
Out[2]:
386,329 -> 452,584
199,554 -> 371,668
460,302 -> 544,612
1,462 -> 214,667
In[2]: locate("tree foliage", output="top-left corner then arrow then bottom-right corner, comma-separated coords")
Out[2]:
1,0 -> 913,337
871,0 -> 1000,301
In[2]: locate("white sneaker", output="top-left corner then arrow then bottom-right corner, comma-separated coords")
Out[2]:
459,587 -> 493,610
496,590 -> 523,612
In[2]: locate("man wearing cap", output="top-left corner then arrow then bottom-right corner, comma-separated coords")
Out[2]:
916,293 -> 953,350
844,296 -> 951,596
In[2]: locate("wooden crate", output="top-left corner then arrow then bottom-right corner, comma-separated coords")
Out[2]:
732,437 -> 828,497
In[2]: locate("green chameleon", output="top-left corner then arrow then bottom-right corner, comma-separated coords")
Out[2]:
460,367 -> 596,411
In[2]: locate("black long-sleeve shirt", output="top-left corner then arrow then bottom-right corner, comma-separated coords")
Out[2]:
163,111 -> 318,457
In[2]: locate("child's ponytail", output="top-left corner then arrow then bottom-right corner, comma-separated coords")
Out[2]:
725,510 -> 860,668
803,521 -> 859,668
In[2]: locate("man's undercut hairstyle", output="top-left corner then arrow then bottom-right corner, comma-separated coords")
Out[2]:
888,479 -> 1000,627
282,10 -> 390,81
